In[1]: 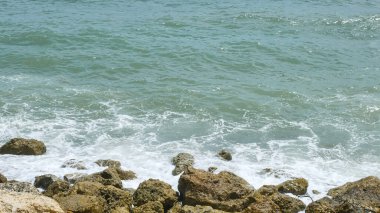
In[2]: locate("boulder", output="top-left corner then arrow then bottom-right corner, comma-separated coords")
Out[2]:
133,179 -> 178,211
77,168 -> 123,188
277,177 -> 308,195
0,138 -> 46,155
43,180 -> 70,197
133,201 -> 164,213
34,174 -> 59,190
0,180 -> 39,193
180,205 -> 228,213
217,150 -> 232,161
64,172 -> 87,184
54,194 -> 105,213
306,176 -> 380,213
178,167 -> 255,212
0,173 -> 7,183
115,167 -> 136,180
0,190 -> 64,213
172,153 -> 194,176
95,159 -> 121,168
61,159 -> 87,170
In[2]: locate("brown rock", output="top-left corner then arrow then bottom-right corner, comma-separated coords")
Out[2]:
305,197 -> 338,213
115,167 -> 136,180
0,138 -> 46,155
64,172 -> 87,184
110,207 -> 130,213
133,179 -> 178,211
178,167 -> 255,212
77,168 -> 123,188
172,153 -> 195,176
0,173 -> 7,183
277,178 -> 309,195
43,180 -> 70,197
0,181 -> 39,194
61,159 -> 87,170
54,194 -> 105,213
0,190 -> 64,213
217,150 -> 232,161
95,159 -> 121,168
133,201 -> 164,213
270,192 -> 306,213
34,174 -> 59,190
180,205 -> 228,213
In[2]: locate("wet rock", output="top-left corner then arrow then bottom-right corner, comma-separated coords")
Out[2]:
277,177 -> 308,195
217,150 -> 232,161
61,159 -> 87,170
180,205 -> 228,213
0,190 -> 64,213
64,172 -> 87,183
312,189 -> 321,195
178,167 -> 255,212
54,194 -> 105,213
0,173 -> 7,183
305,197 -> 338,213
0,138 -> 46,155
133,201 -> 164,213
208,166 -> 218,173
77,168 -> 123,188
43,180 -> 70,197
172,153 -> 194,176
34,174 -> 59,190
133,179 -> 178,211
95,159 -> 121,168
0,180 -> 39,193
115,167 -> 136,180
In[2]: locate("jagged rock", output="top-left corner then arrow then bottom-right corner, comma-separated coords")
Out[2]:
133,201 -> 164,213
178,167 -> 255,212
54,194 -> 105,213
0,138 -> 46,155
217,150 -> 232,161
270,192 -> 306,213
171,153 -> 194,176
64,172 -> 87,184
61,159 -> 87,170
0,173 -> 7,183
180,205 -> 228,213
0,181 -> 39,193
133,179 -> 178,211
305,197 -> 338,213
277,178 -> 308,195
77,168 -> 123,188
115,167 -> 136,180
43,180 -> 70,197
34,174 -> 59,190
0,190 -> 64,213
95,159 -> 121,168
208,167 -> 218,173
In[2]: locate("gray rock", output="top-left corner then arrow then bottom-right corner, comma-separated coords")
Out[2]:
64,173 -> 87,184
0,173 -> 7,183
34,174 -> 59,190
61,159 -> 87,170
0,180 -> 39,193
171,153 -> 194,176
217,150 -> 232,161
0,138 -> 46,155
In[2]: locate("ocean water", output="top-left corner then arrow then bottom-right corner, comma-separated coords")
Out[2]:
1,0 -> 380,205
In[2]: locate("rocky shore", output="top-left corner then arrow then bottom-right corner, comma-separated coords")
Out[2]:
0,138 -> 379,213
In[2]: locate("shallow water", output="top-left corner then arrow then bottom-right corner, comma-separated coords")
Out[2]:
1,0 -> 380,205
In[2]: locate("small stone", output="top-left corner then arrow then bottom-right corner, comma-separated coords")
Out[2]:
61,159 -> 87,170
34,174 -> 59,190
0,138 -> 46,155
0,173 -> 7,183
95,159 -> 121,168
208,167 -> 218,173
312,189 -> 321,195
217,150 -> 232,161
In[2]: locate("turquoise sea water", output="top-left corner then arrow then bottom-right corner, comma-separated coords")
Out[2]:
1,0 -> 380,202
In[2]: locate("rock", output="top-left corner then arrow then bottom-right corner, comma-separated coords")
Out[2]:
54,194 -> 105,213
305,197 -> 338,213
312,189 -> 321,195
133,201 -> 164,213
168,202 -> 182,213
77,168 -> 123,188
217,150 -> 232,161
133,179 -> 178,211
115,167 -> 136,180
95,159 -> 121,168
64,172 -> 87,184
270,192 -> 306,213
178,167 -> 255,212
43,180 -> 70,197
208,167 -> 217,173
0,180 -> 39,193
0,173 -> 7,183
61,159 -> 87,170
110,207 -> 131,213
0,138 -> 46,155
180,205 -> 228,213
171,153 -> 195,176
34,174 -> 59,190
0,190 -> 64,213
277,177 -> 308,195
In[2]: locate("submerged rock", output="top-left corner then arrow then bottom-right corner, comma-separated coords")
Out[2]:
133,201 -> 164,213
0,190 -> 64,213
0,173 -> 7,183
0,181 -> 39,194
306,176 -> 380,213
133,179 -> 178,211
178,167 -> 254,212
61,159 -> 87,170
34,174 -> 59,190
277,177 -> 308,195
171,153 -> 194,176
95,159 -> 121,168
0,138 -> 46,155
217,150 -> 232,161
